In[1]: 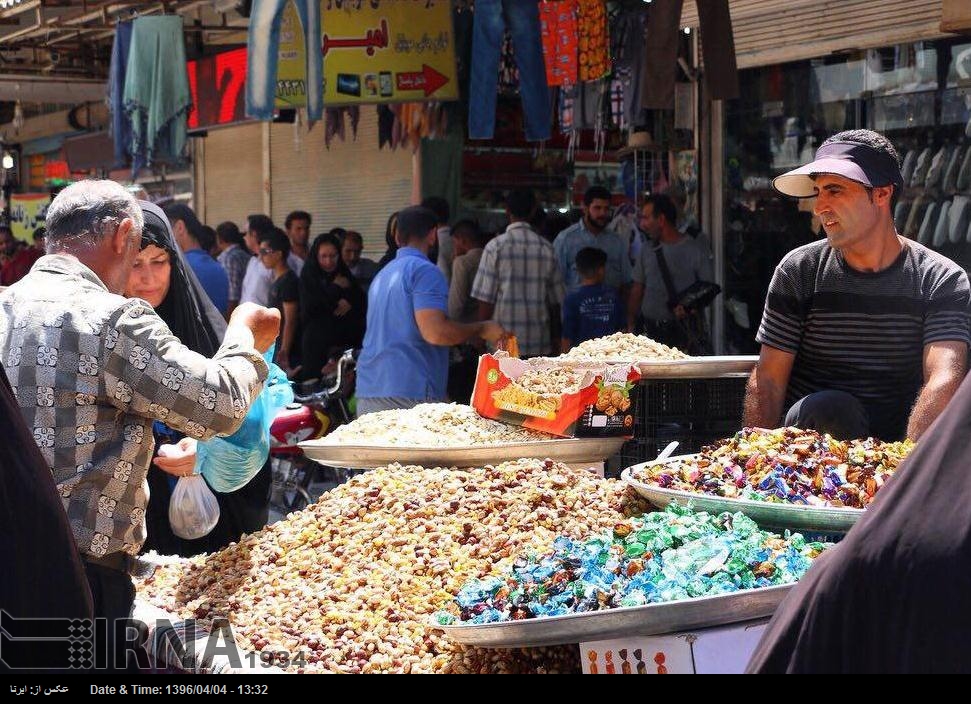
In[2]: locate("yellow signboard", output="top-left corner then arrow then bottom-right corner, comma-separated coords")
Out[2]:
9,193 -> 50,243
275,0 -> 458,108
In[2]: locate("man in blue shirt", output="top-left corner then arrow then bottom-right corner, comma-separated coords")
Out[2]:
554,186 -> 632,296
164,203 -> 229,315
356,206 -> 508,416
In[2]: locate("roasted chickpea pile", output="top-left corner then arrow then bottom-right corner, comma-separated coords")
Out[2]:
137,459 -> 650,673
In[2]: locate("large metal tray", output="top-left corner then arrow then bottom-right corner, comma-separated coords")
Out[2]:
636,355 -> 758,379
300,437 -> 628,470
434,584 -> 791,647
622,455 -> 863,533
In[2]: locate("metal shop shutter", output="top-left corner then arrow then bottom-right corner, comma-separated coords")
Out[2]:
268,108 -> 414,259
680,0 -> 946,69
199,122 -> 263,230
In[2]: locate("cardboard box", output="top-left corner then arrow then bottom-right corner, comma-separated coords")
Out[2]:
471,354 -> 638,438
579,619 -> 769,674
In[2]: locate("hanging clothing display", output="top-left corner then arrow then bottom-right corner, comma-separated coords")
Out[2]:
246,0 -> 323,125
108,20 -> 133,169
641,0 -> 738,109
324,106 -> 361,149
577,0 -> 611,82
123,16 -> 192,173
539,0 -> 579,87
468,0 -> 551,141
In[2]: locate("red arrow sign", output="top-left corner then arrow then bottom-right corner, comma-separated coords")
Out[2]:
395,64 -> 450,97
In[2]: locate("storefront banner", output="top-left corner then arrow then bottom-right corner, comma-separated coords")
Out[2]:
9,193 -> 50,242
275,0 -> 458,108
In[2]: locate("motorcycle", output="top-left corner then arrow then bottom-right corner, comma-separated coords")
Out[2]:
268,349 -> 357,515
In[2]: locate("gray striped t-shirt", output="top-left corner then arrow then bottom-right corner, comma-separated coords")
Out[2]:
757,239 -> 971,440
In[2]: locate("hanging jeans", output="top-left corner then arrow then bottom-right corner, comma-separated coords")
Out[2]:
469,0 -> 551,142
246,0 -> 323,124
109,20 -> 133,168
641,0 -> 738,109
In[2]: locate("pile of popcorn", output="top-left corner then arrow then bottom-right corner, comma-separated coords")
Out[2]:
321,403 -> 553,447
559,333 -> 688,362
136,459 -> 651,673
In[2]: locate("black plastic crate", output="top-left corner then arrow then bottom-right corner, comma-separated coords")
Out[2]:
606,377 -> 748,477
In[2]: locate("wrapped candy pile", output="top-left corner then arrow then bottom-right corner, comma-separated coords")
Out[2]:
631,427 -> 914,508
438,504 -> 829,625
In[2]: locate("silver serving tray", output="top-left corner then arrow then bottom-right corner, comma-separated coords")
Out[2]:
300,437 -> 628,470
434,583 -> 791,647
636,355 -> 758,379
622,455 -> 863,533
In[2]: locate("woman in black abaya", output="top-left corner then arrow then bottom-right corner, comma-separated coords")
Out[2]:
748,372 -> 971,673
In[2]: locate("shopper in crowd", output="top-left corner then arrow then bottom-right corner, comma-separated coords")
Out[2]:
744,129 -> 970,441
285,210 -> 312,270
422,196 -> 452,284
164,202 -> 229,315
0,226 -> 45,286
627,193 -> 714,351
126,202 -> 273,558
215,220 -> 251,317
445,219 -> 488,404
562,247 -> 625,353
341,229 -> 378,292
200,224 -> 219,258
472,189 -> 565,357
356,206 -> 508,415
0,225 -> 30,286
554,186 -> 632,295
0,361 -> 93,674
300,232 -> 366,380
447,219 -> 487,324
0,180 -> 278,668
748,370 -> 971,673
259,227 -> 302,375
240,213 -> 276,306
376,211 -> 400,273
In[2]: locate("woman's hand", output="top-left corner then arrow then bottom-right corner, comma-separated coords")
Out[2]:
334,298 -> 352,317
154,437 -> 198,477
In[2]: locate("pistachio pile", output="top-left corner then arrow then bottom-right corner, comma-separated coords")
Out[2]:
137,459 -> 651,673
559,332 -> 688,362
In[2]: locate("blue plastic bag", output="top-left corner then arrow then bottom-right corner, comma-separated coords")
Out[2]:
195,348 -> 294,493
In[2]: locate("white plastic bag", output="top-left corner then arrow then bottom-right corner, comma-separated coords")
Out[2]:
168,475 -> 220,540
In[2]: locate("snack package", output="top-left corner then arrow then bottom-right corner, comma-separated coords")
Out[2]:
472,353 -> 638,438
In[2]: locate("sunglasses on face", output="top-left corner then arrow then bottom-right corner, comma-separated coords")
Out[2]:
259,248 -> 278,256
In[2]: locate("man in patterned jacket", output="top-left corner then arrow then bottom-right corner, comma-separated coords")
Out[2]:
0,180 -> 280,668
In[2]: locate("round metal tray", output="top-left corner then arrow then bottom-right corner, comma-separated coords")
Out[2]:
300,437 -> 628,470
622,455 -> 863,533
636,355 -> 758,379
433,583 -> 792,648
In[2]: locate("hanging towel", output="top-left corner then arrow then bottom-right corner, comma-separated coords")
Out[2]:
123,16 -> 192,174
942,145 -> 964,194
949,195 -> 971,245
893,199 -> 911,233
108,20 -> 133,169
910,146 -> 933,188
917,201 -> 939,246
933,200 -> 951,248
924,145 -> 951,190
899,149 -> 917,184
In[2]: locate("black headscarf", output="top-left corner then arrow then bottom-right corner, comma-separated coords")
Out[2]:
0,363 -> 93,672
301,232 -> 355,289
139,201 -> 224,357
747,374 -> 971,673
376,211 -> 399,272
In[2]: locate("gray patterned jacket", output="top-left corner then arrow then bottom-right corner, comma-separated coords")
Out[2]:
0,255 -> 268,559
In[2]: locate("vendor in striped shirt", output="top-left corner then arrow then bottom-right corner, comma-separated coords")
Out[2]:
744,129 -> 971,441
